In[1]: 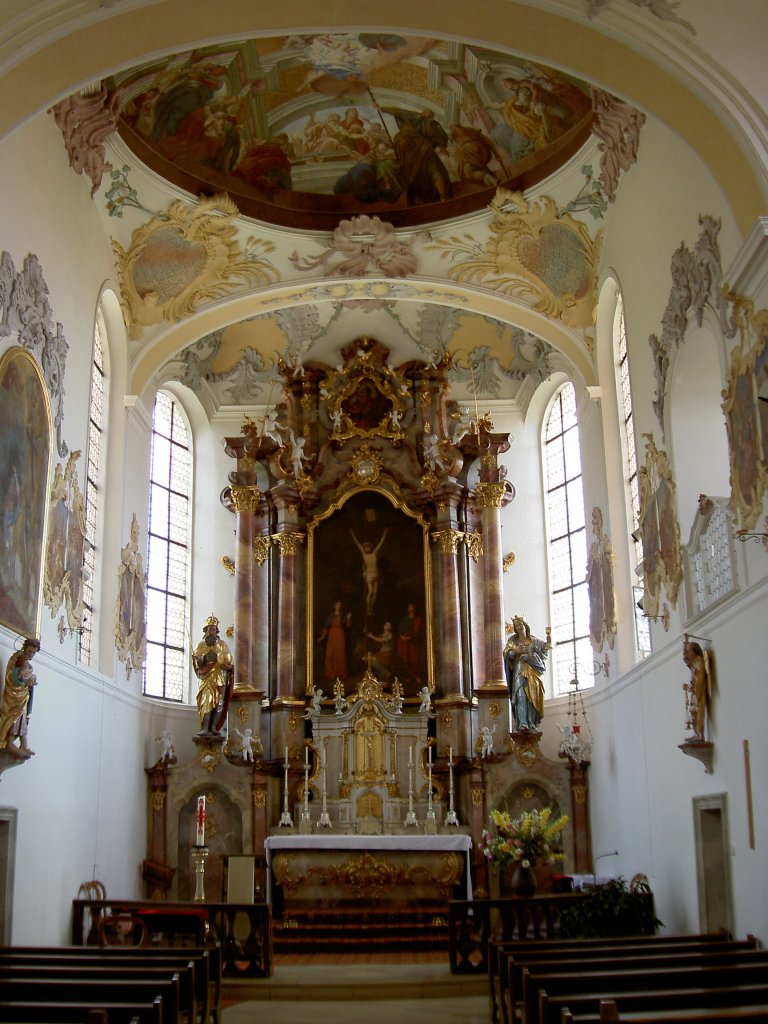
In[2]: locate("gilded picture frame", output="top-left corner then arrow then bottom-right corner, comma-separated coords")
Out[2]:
0,346 -> 52,638
307,488 -> 433,699
721,294 -> 768,532
43,449 -> 88,633
637,434 -> 682,619
114,513 -> 147,677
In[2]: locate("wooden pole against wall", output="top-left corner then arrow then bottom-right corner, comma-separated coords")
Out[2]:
743,739 -> 755,849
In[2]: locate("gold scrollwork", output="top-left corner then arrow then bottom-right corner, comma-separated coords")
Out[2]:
231,485 -> 261,513
432,529 -> 462,555
152,791 -> 165,812
471,788 -> 484,807
196,742 -> 222,773
573,784 -> 587,805
221,556 -> 235,576
272,532 -> 305,557
442,712 -> 453,729
253,789 -> 267,809
489,701 -> 501,720
464,531 -> 483,561
349,445 -> 385,486
289,711 -> 301,733
236,704 -> 249,722
253,535 -> 271,566
475,482 -> 509,509
306,851 -> 463,897
503,552 -> 516,572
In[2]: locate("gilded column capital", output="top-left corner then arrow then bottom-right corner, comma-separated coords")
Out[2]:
431,528 -> 463,555
475,481 -> 508,509
231,484 -> 261,513
253,535 -> 271,566
272,532 -> 305,557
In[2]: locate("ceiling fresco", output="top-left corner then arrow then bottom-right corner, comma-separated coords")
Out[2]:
108,33 -> 594,229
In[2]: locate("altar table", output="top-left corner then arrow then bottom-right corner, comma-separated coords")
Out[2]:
264,833 -> 473,902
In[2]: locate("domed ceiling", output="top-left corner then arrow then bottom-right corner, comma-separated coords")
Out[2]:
107,32 -> 593,230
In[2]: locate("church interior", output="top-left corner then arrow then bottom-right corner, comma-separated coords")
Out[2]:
0,0 -> 766,1012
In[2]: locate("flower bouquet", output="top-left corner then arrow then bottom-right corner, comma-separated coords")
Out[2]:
481,806 -> 569,869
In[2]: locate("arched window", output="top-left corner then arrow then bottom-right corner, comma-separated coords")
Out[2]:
544,382 -> 591,694
144,390 -> 192,700
614,298 -> 652,656
78,307 -> 106,666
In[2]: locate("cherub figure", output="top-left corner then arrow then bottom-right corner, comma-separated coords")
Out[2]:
480,725 -> 495,757
304,686 -> 324,718
155,730 -> 175,763
423,433 -> 451,473
287,430 -> 310,479
235,727 -> 255,762
418,686 -> 434,717
259,408 -> 283,445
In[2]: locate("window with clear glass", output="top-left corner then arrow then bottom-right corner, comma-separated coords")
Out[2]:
545,382 -> 592,694
144,391 -> 191,701
78,310 -> 105,666
615,299 -> 652,655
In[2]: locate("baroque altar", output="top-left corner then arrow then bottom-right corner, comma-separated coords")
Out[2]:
144,335 -> 592,907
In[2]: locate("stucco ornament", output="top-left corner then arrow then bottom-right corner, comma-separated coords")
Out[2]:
0,251 -> 69,458
591,89 -> 646,203
431,189 -> 602,329
649,215 -> 734,437
113,194 -> 278,339
588,0 -> 695,33
49,84 -> 121,196
289,215 -> 426,278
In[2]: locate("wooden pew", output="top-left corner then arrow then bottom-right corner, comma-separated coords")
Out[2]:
529,963 -> 768,1024
500,941 -> 761,1024
0,962 -> 196,1024
489,934 -> 747,1024
0,998 -> 161,1024
0,944 -> 220,1024
0,976 -> 180,1024
557,987 -> 768,1022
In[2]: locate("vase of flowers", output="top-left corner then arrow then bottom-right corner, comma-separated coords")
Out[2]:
481,807 -> 569,897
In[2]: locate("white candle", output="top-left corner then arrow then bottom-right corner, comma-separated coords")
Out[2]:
305,744 -> 309,766
284,746 -> 289,767
428,745 -> 432,765
449,746 -> 453,765
409,746 -> 413,766
195,796 -> 205,846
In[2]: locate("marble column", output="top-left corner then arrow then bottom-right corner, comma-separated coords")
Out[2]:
229,484 -> 261,693
475,481 -> 510,690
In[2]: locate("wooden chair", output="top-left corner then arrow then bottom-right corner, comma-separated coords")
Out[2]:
98,914 -> 148,948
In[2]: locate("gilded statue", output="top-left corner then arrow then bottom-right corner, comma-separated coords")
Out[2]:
0,638 -> 41,754
683,635 -> 712,742
192,615 -> 233,734
504,615 -> 551,731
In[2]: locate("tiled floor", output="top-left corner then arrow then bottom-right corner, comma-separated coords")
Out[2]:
222,958 -> 490,1023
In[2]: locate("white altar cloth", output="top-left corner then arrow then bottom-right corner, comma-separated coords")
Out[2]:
264,833 -> 473,901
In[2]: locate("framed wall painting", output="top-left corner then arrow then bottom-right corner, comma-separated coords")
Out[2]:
307,488 -> 433,699
0,346 -> 51,638
43,449 -> 87,634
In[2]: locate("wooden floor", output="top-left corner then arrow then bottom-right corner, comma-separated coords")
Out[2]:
273,950 -> 449,965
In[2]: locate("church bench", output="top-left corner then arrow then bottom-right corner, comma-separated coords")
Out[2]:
0,999 -> 160,1024
529,965 -> 768,1024
0,945 -> 220,1024
500,941 -> 763,1024
0,976 -> 181,1024
488,934 -> 751,1024
557,986 -> 768,1023
0,962 -> 196,1024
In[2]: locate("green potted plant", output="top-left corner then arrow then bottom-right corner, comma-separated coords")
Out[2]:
557,876 -> 662,937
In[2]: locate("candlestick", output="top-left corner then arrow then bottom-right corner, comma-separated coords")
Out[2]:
449,746 -> 453,765
445,747 -> 459,827
284,745 -> 289,766
405,746 -> 418,828
279,753 -> 293,827
425,746 -> 437,834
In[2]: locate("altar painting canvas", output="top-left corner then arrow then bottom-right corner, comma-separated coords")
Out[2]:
309,490 -> 431,697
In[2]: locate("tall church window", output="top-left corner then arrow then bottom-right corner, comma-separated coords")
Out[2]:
78,309 -> 106,666
144,391 -> 191,701
615,299 -> 652,655
545,382 -> 591,694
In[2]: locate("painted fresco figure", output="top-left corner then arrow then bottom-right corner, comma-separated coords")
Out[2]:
504,615 -> 550,731
319,601 -> 350,679
0,638 -> 40,754
192,614 -> 234,734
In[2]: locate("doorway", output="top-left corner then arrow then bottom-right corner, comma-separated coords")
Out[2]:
693,794 -> 733,935
0,808 -> 17,944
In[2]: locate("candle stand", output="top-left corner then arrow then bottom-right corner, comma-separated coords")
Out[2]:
279,758 -> 293,828
424,748 -> 437,835
299,760 -> 312,834
404,752 -> 418,827
318,744 -> 332,829
192,845 -> 208,902
445,752 -> 459,827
